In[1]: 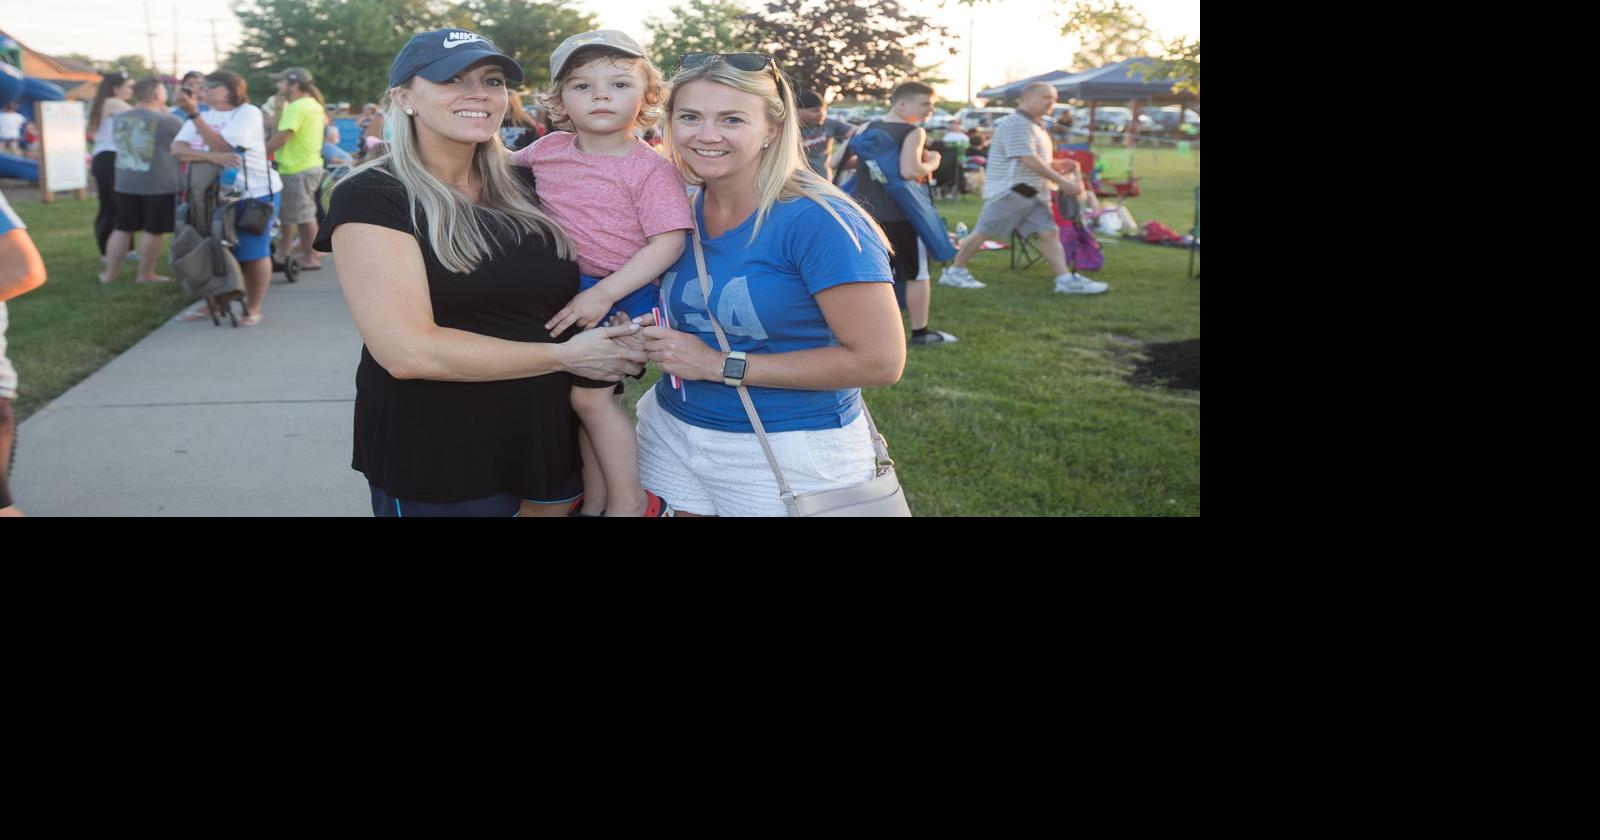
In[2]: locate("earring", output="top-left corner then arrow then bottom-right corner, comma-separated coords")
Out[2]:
762,142 -> 770,149
405,107 -> 415,116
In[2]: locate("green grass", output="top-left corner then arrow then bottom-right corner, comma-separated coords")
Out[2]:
5,197 -> 190,421
6,146 -> 1198,516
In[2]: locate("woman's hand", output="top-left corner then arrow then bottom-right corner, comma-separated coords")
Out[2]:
561,323 -> 648,381
605,311 -> 650,352
638,324 -> 726,383
212,150 -> 243,169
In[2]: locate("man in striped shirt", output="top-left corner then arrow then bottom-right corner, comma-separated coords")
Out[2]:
940,82 -> 1108,295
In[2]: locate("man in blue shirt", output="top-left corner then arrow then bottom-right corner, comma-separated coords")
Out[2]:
169,71 -> 210,120
1,188 -> 49,517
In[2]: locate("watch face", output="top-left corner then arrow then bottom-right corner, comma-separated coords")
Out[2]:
724,357 -> 747,380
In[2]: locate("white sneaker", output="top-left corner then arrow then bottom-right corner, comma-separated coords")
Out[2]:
939,267 -> 986,288
1054,275 -> 1109,294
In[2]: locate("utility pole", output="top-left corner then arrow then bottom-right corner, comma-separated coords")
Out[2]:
144,0 -> 158,76
171,4 -> 179,79
210,19 -> 222,67
966,8 -> 974,105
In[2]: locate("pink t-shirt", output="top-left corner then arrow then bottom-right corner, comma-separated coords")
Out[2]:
511,132 -> 692,278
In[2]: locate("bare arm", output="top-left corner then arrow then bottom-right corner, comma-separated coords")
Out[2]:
266,129 -> 293,154
1019,154 -> 1081,194
639,280 -> 905,389
544,231 -> 686,336
171,141 -> 240,168
899,125 -> 938,180
331,222 -> 647,382
0,229 -> 48,302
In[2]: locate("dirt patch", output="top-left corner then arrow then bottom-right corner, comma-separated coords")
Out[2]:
1130,339 -> 1199,391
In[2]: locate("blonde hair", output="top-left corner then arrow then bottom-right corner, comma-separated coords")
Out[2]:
334,86 -> 575,274
662,58 -> 891,252
537,48 -> 668,134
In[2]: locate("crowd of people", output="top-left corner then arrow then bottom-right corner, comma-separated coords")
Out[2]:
1,23 -> 1116,518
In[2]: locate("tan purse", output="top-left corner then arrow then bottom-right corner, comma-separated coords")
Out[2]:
688,215 -> 912,517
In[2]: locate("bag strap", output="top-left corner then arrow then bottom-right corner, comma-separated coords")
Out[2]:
686,194 -> 896,508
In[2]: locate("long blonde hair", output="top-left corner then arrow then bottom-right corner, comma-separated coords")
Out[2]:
335,87 -> 574,274
662,58 -> 890,252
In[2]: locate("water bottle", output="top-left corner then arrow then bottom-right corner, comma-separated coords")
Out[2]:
221,146 -> 246,193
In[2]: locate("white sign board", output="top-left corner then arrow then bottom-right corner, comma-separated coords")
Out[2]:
39,100 -> 88,192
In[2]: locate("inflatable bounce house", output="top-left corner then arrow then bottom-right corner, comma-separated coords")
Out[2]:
1,33 -> 69,184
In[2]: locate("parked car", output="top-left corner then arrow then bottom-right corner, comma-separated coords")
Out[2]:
956,107 -> 1014,132
1083,106 -> 1155,133
1148,106 -> 1200,136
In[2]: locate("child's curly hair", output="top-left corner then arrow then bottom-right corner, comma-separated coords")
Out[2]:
537,47 -> 668,133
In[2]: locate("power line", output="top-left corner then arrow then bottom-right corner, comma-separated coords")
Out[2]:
142,0 -> 157,75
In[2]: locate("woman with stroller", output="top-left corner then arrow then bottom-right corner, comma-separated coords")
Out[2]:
170,71 -> 283,326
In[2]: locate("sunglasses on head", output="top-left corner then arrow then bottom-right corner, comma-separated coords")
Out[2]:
680,52 -> 790,101
680,52 -> 774,72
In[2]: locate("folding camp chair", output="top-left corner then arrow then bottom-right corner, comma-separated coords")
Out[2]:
929,142 -> 964,200
1188,185 -> 1200,279
1010,230 -> 1042,270
1091,147 -> 1141,199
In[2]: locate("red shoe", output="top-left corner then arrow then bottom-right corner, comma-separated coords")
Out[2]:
642,489 -> 674,517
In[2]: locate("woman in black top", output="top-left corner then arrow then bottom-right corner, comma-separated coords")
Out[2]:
314,29 -> 647,517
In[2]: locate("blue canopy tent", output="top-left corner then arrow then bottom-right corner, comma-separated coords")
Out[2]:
1056,58 -> 1198,148
975,70 -> 1077,101
977,58 -> 1198,146
1052,57 -> 1194,103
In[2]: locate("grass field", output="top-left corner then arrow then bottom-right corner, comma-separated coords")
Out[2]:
4,145 -> 1198,515
3,197 -> 190,422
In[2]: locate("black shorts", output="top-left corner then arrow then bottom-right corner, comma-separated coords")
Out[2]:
881,219 -> 922,311
113,192 -> 177,234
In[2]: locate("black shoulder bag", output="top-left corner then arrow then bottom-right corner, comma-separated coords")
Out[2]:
234,139 -> 277,235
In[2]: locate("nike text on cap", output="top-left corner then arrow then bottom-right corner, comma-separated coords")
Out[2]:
547,30 -> 647,82
388,28 -> 526,89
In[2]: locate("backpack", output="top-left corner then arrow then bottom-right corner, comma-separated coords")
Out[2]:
1059,219 -> 1104,272
170,161 -> 247,305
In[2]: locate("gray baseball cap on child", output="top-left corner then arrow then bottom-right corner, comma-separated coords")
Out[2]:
547,30 -> 647,80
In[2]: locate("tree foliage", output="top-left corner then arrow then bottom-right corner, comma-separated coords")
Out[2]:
454,0 -> 599,89
740,0 -> 958,100
222,0 -> 596,107
1056,0 -> 1155,71
645,0 -> 754,78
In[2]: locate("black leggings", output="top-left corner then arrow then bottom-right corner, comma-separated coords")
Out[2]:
92,151 -> 118,255
0,398 -> 15,510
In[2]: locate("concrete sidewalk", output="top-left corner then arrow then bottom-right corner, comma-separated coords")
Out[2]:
13,255 -> 373,516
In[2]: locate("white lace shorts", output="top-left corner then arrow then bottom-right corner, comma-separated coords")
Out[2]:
636,387 -> 879,517
0,302 -> 16,400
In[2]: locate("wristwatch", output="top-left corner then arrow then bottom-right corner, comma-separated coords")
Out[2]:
721,351 -> 748,387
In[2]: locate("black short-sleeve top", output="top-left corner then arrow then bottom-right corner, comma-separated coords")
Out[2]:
314,166 -> 591,503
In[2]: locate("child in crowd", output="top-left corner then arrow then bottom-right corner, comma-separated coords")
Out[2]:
511,30 -> 691,517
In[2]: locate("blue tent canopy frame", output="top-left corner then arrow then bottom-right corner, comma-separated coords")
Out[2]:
977,58 -> 1197,105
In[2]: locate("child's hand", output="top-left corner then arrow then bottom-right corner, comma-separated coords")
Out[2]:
546,287 -> 617,337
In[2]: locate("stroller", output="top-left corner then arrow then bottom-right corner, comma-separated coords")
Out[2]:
269,164 -> 301,285
170,160 -> 249,327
